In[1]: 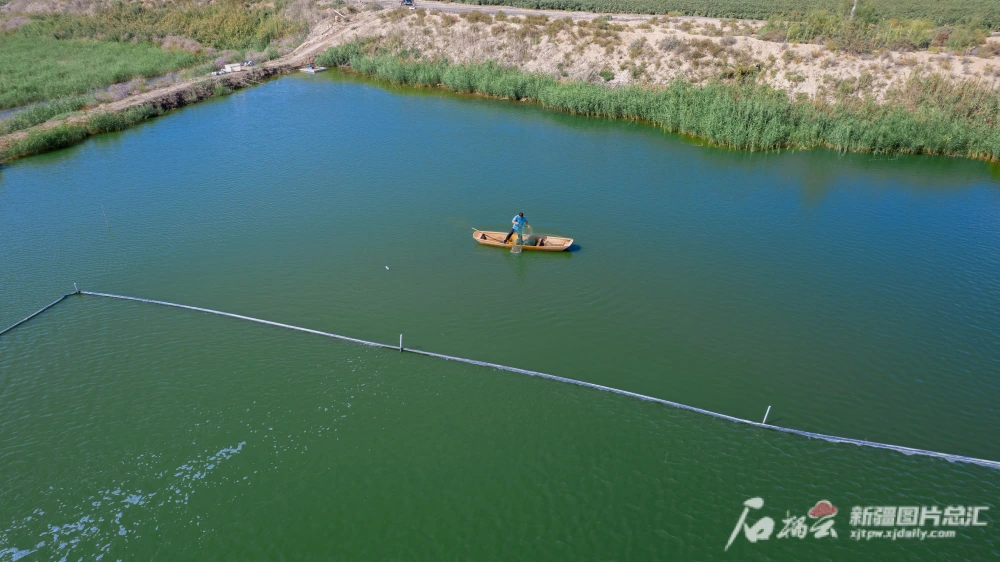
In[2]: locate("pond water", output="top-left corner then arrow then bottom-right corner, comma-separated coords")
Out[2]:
1,72 -> 998,560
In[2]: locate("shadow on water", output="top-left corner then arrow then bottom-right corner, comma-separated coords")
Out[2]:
472,242 -> 576,258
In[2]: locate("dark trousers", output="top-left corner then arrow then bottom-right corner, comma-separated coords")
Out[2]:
503,229 -> 522,243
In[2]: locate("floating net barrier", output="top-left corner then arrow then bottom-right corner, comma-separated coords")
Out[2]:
3,287 -> 1000,471
0,291 -> 77,338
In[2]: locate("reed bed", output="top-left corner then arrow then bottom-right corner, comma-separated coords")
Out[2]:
320,42 -> 1000,160
85,105 -> 162,134
0,104 -> 163,162
0,96 -> 92,135
0,124 -> 89,161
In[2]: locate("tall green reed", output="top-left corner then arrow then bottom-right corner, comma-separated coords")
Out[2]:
0,96 -> 92,135
319,42 -> 1000,160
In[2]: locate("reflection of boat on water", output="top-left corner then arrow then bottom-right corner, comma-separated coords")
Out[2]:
472,229 -> 573,252
300,66 -> 328,74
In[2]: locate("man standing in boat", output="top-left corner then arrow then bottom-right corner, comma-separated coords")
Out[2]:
503,212 -> 531,244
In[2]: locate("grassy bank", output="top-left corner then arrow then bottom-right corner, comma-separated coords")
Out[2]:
0,73 -> 256,163
0,96 -> 92,135
317,41 -> 1000,160
448,0 -> 1000,29
0,35 -> 201,109
0,104 -> 161,161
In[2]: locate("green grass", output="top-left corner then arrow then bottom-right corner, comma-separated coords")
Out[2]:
85,104 -> 162,134
0,103 -> 167,162
449,0 -> 1000,28
0,95 -> 92,135
757,5 -> 988,52
0,123 -> 89,161
319,41 -> 1000,160
0,35 -> 200,109
0,77 -> 253,163
0,0 -> 305,110
15,0 -> 304,51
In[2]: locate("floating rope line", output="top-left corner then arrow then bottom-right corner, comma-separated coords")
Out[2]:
3,288 -> 999,471
0,291 -> 77,337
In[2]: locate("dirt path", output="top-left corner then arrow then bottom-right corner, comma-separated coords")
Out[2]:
370,0 -> 756,23
286,0 -> 757,63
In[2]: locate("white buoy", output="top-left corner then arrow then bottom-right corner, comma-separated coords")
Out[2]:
385,266 -> 389,270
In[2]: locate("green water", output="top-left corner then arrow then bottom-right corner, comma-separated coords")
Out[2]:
1,72 -> 999,560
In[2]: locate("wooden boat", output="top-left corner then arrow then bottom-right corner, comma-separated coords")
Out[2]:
300,66 -> 328,74
472,230 -> 573,252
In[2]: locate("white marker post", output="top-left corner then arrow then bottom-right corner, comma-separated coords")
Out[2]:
399,334 -> 403,352
762,405 -> 771,425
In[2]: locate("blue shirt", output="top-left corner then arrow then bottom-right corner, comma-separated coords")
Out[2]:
512,215 -> 526,231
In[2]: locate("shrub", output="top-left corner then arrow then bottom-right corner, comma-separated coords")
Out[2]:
545,18 -> 574,37
523,14 -> 549,26
460,11 -> 493,24
598,68 -> 614,81
659,36 -> 684,53
784,71 -> 806,83
756,19 -> 788,42
977,41 -> 1000,58
316,38 -> 381,67
945,24 -> 986,51
629,38 -> 647,58
383,7 -> 410,22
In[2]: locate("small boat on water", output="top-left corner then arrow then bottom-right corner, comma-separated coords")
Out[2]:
300,66 -> 328,74
472,229 -> 573,252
